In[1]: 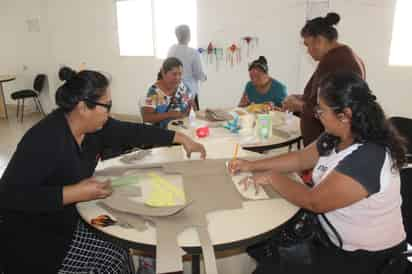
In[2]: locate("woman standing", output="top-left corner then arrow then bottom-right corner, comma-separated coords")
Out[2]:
168,24 -> 206,110
283,12 -> 365,146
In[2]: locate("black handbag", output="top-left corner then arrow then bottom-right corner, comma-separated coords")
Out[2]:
247,208 -> 342,266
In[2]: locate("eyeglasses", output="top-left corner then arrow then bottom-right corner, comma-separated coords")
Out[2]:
84,99 -> 112,112
313,105 -> 340,119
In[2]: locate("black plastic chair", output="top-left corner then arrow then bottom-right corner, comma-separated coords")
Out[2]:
10,74 -> 46,122
389,117 -> 412,163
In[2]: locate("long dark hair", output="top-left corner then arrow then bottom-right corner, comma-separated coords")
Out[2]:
157,57 -> 183,80
55,67 -> 109,112
301,12 -> 340,41
319,71 -> 407,169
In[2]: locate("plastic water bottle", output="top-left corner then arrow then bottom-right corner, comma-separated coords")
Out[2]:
189,108 -> 196,127
285,110 -> 293,125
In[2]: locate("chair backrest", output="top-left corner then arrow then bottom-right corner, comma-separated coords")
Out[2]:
389,117 -> 412,161
400,167 -> 412,244
33,74 -> 47,93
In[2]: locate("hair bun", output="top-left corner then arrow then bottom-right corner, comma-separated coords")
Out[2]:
324,12 -> 340,26
59,66 -> 76,82
258,56 -> 267,65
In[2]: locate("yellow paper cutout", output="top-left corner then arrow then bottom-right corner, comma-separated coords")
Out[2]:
145,172 -> 186,207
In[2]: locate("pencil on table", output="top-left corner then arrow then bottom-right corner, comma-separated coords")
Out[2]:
233,143 -> 239,161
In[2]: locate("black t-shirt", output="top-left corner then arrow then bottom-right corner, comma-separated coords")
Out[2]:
0,108 -> 175,272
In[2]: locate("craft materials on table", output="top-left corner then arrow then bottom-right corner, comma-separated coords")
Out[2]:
225,161 -> 269,200
256,113 -> 272,140
145,172 -> 186,207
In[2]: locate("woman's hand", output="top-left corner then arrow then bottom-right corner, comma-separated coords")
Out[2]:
238,173 -> 272,194
63,178 -> 113,205
78,178 -> 113,201
238,93 -> 251,107
182,139 -> 206,159
180,105 -> 191,118
282,95 -> 303,113
174,131 -> 206,159
227,159 -> 252,174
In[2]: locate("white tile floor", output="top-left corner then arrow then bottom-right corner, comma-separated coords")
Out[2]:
0,107 -> 42,177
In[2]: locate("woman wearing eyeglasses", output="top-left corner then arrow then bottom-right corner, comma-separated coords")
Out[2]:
229,72 -> 407,274
282,12 -> 366,147
0,67 -> 206,273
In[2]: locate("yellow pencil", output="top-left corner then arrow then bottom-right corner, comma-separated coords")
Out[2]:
233,143 -> 239,161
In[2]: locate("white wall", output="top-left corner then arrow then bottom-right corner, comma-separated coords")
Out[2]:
1,0 -> 411,117
0,0 -> 53,112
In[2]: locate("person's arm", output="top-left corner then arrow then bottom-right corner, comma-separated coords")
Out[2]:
173,131 -> 206,159
243,143 -> 384,213
282,94 -> 304,112
192,51 -> 207,81
229,141 -> 319,174
246,169 -> 368,213
98,117 -> 205,159
238,92 -> 250,107
142,106 -> 185,123
275,82 -> 288,107
100,117 -> 176,150
63,178 -> 112,205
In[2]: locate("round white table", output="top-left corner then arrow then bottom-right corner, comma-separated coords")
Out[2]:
0,75 -> 16,119
77,145 -> 300,274
168,109 -> 302,154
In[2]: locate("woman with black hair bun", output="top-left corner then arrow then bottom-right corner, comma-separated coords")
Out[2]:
0,66 -> 206,273
230,72 -> 407,273
283,12 -> 366,147
238,55 -> 287,109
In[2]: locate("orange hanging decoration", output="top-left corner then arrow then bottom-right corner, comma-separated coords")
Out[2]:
207,42 -> 214,64
226,43 -> 241,67
241,36 -> 259,57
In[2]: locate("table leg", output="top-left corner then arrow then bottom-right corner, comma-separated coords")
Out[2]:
192,254 -> 201,274
0,83 -> 8,119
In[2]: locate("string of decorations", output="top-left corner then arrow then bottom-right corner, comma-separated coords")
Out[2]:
197,36 -> 259,71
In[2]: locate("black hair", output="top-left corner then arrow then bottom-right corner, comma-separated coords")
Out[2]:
318,71 -> 407,169
55,66 -> 109,113
301,12 -> 340,41
157,57 -> 183,80
248,56 -> 268,74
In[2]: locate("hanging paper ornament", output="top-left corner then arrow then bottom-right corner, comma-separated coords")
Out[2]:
207,42 -> 215,64
241,36 -> 259,57
214,48 -> 224,71
226,43 -> 241,67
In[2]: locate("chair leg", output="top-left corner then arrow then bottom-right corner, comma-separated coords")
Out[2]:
16,99 -> 20,119
20,99 -> 24,123
33,97 -> 40,113
36,97 -> 46,116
